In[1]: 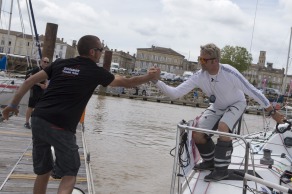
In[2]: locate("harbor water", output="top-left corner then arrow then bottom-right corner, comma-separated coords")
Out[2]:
84,95 -> 276,194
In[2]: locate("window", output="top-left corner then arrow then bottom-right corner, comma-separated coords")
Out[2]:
27,42 -> 30,46
1,40 -> 4,45
8,41 -> 11,46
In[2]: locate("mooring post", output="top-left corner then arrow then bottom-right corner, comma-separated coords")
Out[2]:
42,23 -> 58,62
98,50 -> 112,95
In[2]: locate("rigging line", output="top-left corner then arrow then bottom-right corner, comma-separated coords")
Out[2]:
249,0 -> 259,54
0,0 -> 8,40
25,0 -> 34,67
0,140 -> 32,191
16,0 -> 26,36
16,0 -> 31,68
28,0 -> 42,60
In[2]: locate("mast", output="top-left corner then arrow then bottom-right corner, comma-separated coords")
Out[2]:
282,27 -> 292,94
0,0 -> 2,20
28,0 -> 42,59
3,0 -> 14,72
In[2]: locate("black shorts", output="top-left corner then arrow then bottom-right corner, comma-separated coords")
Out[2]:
28,89 -> 43,108
31,117 -> 80,176
28,96 -> 41,108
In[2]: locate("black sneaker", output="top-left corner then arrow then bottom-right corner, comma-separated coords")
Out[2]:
24,123 -> 31,129
193,161 -> 214,171
204,169 -> 229,182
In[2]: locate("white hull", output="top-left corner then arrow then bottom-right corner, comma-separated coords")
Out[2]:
171,122 -> 292,194
0,76 -> 23,106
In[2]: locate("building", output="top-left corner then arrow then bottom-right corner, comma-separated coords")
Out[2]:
0,29 -> 34,57
99,42 -> 136,71
39,35 -> 77,61
110,49 -> 136,70
135,45 -> 185,75
0,29 -> 76,62
243,51 -> 284,91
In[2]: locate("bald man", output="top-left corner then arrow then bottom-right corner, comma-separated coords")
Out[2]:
24,57 -> 50,129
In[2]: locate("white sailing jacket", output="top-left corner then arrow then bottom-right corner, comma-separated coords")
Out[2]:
156,64 -> 270,110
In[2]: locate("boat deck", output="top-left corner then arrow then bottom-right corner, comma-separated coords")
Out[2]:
0,115 -> 93,194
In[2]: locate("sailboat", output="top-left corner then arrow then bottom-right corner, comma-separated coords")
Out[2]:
170,119 -> 292,194
170,27 -> 292,194
0,0 -> 41,106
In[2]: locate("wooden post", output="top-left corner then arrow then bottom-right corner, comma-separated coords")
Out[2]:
103,50 -> 112,71
42,23 -> 58,62
98,50 -> 112,95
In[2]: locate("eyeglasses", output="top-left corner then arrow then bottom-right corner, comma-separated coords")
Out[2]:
198,56 -> 216,64
92,47 -> 103,52
43,61 -> 49,64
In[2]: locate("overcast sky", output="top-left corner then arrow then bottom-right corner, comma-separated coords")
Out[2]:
1,0 -> 292,73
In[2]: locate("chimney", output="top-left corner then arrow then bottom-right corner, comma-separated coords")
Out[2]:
72,40 -> 76,47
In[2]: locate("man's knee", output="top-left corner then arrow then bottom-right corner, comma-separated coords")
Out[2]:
218,122 -> 230,133
192,131 -> 208,144
218,122 -> 232,141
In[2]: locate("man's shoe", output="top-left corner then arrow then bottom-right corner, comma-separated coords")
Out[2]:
24,123 -> 31,129
204,169 -> 229,182
193,161 -> 214,171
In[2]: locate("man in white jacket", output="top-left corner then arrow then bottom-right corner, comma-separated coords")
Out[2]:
152,43 -> 284,182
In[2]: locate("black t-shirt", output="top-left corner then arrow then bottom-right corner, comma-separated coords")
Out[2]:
32,56 -> 115,133
26,66 -> 45,95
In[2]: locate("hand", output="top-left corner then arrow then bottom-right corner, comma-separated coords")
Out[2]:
272,111 -> 285,124
1,106 -> 19,120
148,67 -> 161,80
39,83 -> 47,90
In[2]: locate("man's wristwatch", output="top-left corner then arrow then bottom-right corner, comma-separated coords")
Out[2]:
268,109 -> 276,116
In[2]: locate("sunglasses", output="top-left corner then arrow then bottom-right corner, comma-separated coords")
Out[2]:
92,47 -> 103,52
198,56 -> 216,64
43,61 -> 49,64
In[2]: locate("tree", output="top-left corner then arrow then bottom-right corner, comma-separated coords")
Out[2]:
220,45 -> 252,72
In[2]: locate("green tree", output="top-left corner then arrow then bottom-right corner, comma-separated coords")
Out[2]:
220,45 -> 252,72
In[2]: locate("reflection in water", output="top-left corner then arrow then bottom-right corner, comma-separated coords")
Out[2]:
84,95 -> 274,194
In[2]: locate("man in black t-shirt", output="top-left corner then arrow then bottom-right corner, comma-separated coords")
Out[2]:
2,35 -> 160,194
24,57 -> 50,129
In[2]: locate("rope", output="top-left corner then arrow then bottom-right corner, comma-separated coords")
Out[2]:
178,132 -> 190,168
0,141 -> 32,191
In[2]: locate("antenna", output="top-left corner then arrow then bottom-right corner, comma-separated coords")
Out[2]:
249,0 -> 259,54
282,27 -> 292,94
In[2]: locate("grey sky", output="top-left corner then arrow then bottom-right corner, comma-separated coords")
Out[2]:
1,0 -> 292,73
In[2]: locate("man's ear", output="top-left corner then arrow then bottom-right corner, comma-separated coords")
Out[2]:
89,49 -> 94,56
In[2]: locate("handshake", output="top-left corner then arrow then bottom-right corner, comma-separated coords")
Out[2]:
147,67 -> 161,83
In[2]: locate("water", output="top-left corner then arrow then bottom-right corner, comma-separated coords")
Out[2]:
84,95 -> 275,194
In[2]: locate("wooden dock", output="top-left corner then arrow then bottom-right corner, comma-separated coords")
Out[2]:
0,115 -> 94,194
96,92 -> 272,116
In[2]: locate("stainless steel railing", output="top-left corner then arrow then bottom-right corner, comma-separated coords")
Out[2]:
170,123 -> 250,194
